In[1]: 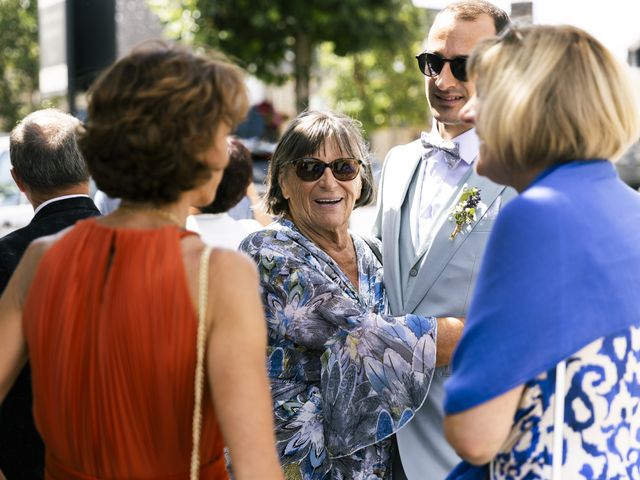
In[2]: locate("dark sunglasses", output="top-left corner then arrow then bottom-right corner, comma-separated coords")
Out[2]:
292,157 -> 363,182
415,52 -> 468,82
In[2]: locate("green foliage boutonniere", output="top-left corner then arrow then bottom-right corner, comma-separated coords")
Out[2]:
449,187 -> 481,240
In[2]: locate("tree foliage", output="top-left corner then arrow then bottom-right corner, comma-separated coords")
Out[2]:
320,5 -> 431,136
151,0 -> 423,113
0,0 -> 39,131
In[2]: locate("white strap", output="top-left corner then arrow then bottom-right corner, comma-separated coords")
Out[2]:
490,456 -> 495,479
190,246 -> 213,480
551,360 -> 566,480
490,360 -> 567,480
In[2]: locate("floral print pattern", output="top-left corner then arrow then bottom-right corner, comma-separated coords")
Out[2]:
240,219 -> 436,480
492,325 -> 640,479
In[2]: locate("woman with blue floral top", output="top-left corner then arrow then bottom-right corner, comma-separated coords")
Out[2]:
240,110 -> 437,480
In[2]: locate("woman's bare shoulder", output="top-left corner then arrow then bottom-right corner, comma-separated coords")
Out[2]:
209,247 -> 257,277
3,227 -> 74,307
180,237 -> 259,295
181,234 -> 254,263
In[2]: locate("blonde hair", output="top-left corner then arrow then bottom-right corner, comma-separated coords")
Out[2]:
468,24 -> 640,170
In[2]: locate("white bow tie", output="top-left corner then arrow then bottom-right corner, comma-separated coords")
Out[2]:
420,131 -> 462,169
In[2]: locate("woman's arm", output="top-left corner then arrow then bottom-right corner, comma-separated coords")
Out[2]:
0,281 -> 27,404
0,242 -> 44,403
444,384 -> 523,465
206,250 -> 283,480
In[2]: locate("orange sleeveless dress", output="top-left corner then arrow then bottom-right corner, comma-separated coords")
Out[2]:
23,218 -> 228,480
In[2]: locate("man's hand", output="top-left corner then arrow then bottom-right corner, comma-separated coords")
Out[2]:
435,317 -> 465,367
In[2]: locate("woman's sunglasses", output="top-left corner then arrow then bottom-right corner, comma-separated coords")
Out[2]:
415,52 -> 469,82
292,157 -> 363,182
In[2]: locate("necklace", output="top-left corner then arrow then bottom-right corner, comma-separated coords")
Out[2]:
117,205 -> 184,227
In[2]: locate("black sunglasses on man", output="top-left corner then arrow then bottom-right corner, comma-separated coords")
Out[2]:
415,52 -> 469,82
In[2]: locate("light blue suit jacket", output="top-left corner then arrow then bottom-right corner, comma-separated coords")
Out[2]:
373,138 -> 516,480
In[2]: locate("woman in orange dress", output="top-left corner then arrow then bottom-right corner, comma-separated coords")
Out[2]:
0,43 -> 283,480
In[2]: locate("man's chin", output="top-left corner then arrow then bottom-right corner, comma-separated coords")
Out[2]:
432,107 -> 463,120
431,114 -> 468,129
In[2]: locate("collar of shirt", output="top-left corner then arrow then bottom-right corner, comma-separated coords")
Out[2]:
410,124 -> 480,248
428,122 -> 480,167
34,194 -> 92,216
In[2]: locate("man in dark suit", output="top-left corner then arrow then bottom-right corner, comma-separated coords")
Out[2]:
0,109 -> 100,479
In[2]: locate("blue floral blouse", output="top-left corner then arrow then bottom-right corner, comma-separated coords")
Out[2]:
240,219 -> 436,480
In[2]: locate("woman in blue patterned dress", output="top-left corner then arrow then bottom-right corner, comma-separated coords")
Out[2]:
443,25 -> 640,479
240,110 -> 437,479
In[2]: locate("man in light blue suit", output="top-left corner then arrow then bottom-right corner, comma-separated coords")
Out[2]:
373,2 -> 513,478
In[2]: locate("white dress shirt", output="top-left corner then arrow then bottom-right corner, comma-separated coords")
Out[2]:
186,213 -> 262,249
410,125 -> 479,248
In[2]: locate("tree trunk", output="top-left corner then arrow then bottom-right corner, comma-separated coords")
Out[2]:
294,31 -> 311,113
352,55 -> 367,99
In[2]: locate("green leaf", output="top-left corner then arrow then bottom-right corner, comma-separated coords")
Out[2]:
150,0 -> 430,119
0,0 -> 40,129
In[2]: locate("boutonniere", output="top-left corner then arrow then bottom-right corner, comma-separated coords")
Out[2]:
449,187 -> 481,240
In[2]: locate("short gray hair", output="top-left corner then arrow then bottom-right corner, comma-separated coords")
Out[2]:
265,110 -> 375,216
10,109 -> 90,193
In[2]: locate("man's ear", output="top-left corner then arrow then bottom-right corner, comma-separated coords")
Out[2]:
10,168 -> 27,193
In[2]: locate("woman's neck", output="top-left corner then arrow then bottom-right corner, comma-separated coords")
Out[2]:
106,196 -> 191,229
291,218 -> 359,289
509,167 -> 545,193
292,219 -> 351,253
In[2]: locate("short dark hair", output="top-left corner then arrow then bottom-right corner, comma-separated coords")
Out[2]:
265,110 -> 375,216
199,137 -> 252,214
78,42 -> 248,205
10,109 -> 90,194
440,0 -> 510,34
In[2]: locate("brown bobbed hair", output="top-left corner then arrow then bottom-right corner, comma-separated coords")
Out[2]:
79,42 -> 249,205
265,110 -> 375,216
468,24 -> 640,171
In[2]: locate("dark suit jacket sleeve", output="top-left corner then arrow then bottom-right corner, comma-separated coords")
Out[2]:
0,244 -> 20,295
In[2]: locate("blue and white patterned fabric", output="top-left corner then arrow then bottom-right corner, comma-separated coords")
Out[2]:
493,325 -> 640,479
445,160 -> 640,479
240,218 -> 437,480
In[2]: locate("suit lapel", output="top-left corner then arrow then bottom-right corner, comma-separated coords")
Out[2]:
383,142 -> 423,313
404,168 -> 506,312
413,166 -> 474,260
389,143 -> 424,216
